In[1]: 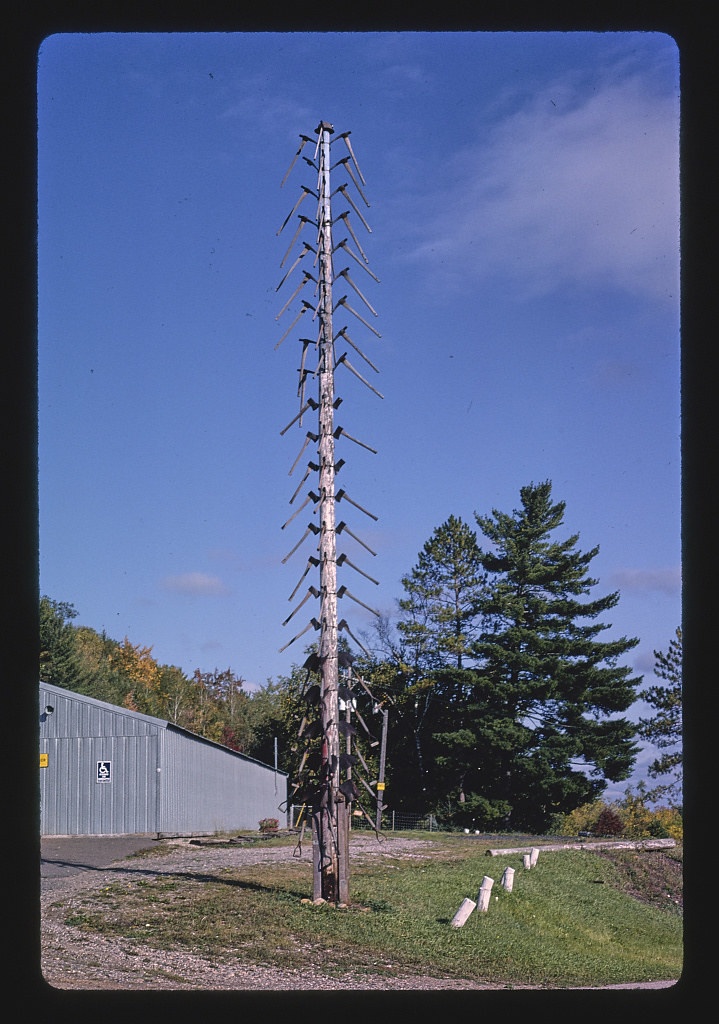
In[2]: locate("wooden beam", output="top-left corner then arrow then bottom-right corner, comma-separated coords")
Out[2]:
486,838 -> 676,856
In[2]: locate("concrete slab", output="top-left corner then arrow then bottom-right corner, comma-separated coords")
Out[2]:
40,835 -> 160,878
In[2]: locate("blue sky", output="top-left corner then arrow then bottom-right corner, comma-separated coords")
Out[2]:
37,31 -> 681,793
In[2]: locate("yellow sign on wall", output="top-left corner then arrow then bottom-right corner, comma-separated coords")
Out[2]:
39,753 -> 48,768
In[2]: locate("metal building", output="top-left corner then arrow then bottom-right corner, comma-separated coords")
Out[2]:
39,682 -> 288,837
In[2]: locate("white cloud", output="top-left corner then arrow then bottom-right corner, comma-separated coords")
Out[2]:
609,566 -> 681,596
218,77 -> 312,141
161,572 -> 231,597
404,70 -> 679,302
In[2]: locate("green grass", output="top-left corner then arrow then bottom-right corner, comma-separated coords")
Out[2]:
60,834 -> 682,988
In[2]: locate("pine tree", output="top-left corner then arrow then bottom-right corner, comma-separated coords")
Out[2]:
39,596 -> 93,692
467,481 -> 642,831
636,627 -> 682,805
398,515 -> 486,671
388,517 -> 487,806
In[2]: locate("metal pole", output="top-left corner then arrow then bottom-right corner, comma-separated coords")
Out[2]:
375,707 -> 388,831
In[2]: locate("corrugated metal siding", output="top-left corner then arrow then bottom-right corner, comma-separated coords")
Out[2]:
39,734 -> 159,835
39,684 -> 286,836
40,684 -> 160,739
159,728 -> 286,833
40,685 -> 160,835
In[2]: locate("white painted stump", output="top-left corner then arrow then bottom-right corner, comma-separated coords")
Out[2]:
501,866 -> 515,892
450,897 -> 476,928
477,875 -> 495,912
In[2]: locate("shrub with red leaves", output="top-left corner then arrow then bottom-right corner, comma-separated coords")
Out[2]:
592,806 -> 625,837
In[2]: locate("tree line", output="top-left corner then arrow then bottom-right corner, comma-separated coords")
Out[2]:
40,596 -> 275,758
40,480 -> 682,832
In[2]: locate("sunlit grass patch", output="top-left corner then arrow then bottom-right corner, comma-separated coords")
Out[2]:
59,839 -> 682,987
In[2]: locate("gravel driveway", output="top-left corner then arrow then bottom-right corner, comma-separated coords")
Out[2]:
39,834 -> 678,992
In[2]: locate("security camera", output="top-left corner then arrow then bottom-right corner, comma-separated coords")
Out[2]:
45,705 -> 54,715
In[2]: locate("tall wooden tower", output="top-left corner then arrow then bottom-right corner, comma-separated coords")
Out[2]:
275,122 -> 382,903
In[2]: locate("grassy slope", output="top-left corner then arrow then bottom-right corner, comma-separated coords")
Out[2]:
61,833 -> 683,988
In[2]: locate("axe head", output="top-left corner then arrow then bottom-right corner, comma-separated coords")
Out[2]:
302,719 -> 323,740
338,779 -> 359,801
303,652 -> 321,672
305,684 -> 321,705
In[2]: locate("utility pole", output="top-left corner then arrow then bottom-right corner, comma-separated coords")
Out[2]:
275,122 -> 382,904
375,705 -> 389,832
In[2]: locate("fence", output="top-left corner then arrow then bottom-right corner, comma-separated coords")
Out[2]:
289,805 -> 442,832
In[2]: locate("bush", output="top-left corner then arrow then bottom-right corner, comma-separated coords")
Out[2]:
617,786 -> 683,840
550,800 -> 606,837
650,806 -> 683,841
259,817 -> 279,833
550,787 -> 683,842
592,806 -> 625,837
